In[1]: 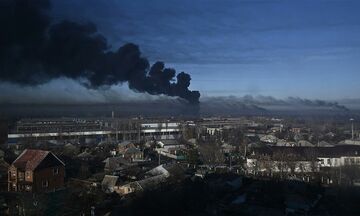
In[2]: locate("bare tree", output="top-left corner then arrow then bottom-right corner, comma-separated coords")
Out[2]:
258,154 -> 273,176
304,148 -> 319,173
198,140 -> 225,166
272,150 -> 289,179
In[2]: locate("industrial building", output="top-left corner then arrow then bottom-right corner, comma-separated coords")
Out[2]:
7,118 -> 183,144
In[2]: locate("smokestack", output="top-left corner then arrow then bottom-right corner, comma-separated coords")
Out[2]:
0,0 -> 200,104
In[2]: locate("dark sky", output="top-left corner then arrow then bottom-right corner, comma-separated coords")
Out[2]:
2,0 -> 360,103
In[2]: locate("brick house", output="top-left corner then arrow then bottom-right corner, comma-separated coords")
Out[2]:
8,149 -> 65,193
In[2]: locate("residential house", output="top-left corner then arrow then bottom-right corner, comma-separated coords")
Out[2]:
317,146 -> 360,168
117,141 -> 136,154
221,143 -> 236,153
276,139 -> 296,147
8,149 -> 65,193
156,139 -> 187,160
156,148 -> 186,160
318,141 -> 334,148
206,127 -> 222,136
115,141 -> 143,162
101,175 -> 121,193
268,124 -> 283,133
342,139 -> 360,145
260,134 -> 278,144
103,157 -> 132,173
123,147 -> 144,162
116,165 -> 169,196
116,164 -> 185,196
116,181 -> 142,195
297,140 -> 314,147
157,139 -> 185,150
76,150 -> 93,161
246,145 -> 360,176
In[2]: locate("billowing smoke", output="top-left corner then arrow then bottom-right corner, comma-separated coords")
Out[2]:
0,0 -> 200,104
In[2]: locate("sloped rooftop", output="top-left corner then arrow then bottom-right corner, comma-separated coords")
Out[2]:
12,149 -> 64,171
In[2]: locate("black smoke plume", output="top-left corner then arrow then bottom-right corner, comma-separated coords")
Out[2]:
0,0 -> 200,104
204,95 -> 349,112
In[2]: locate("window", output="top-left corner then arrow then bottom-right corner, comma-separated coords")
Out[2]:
327,159 -> 331,165
350,158 -> 355,164
25,185 -> 32,191
26,171 -> 31,180
42,180 -> 48,188
18,172 -> 24,181
53,167 -> 59,175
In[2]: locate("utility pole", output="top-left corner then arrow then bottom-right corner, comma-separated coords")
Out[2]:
244,144 -> 247,159
115,121 -> 119,142
350,118 -> 355,140
229,155 -> 232,170
137,122 -> 141,142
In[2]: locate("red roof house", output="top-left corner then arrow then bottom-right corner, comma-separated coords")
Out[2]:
8,149 -> 65,193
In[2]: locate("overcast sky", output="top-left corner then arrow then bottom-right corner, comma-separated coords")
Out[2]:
3,0 -> 360,103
